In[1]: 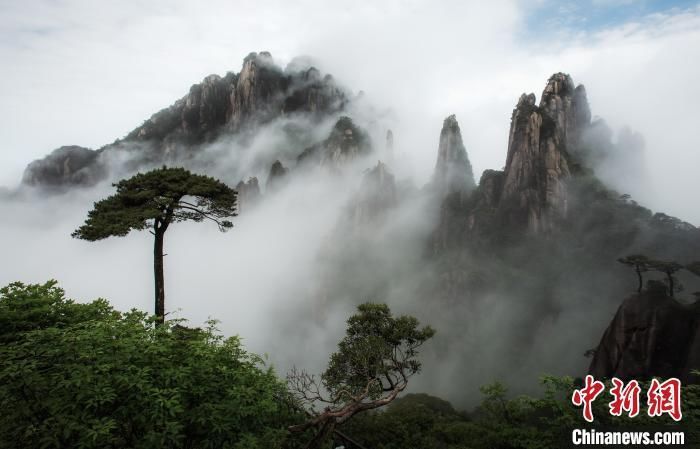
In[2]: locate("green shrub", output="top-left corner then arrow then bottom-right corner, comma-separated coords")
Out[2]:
0,281 -> 298,449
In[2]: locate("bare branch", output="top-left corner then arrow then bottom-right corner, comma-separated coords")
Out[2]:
175,204 -> 228,230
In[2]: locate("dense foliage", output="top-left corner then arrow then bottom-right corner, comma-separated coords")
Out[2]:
323,302 -> 435,401
3,281 -> 697,449
0,281 -> 298,449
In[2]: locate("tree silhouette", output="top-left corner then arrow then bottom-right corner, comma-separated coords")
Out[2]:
72,167 -> 237,323
649,260 -> 684,298
617,254 -> 650,293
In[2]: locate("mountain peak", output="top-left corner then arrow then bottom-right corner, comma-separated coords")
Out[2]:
21,51 -> 348,189
517,93 -> 537,108
443,114 -> 459,128
243,51 -> 274,65
541,72 -> 575,100
497,73 -> 592,233
539,72 -> 591,152
433,114 -> 475,195
230,51 -> 285,130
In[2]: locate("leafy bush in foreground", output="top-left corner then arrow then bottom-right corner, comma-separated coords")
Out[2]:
0,281 -> 298,449
2,281 -> 697,449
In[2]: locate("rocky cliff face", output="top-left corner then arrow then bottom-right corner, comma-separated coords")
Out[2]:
131,52 -> 345,143
433,115 -> 475,195
229,52 -> 283,130
430,73 -> 592,252
23,51 -> 347,188
539,74 -> 590,154
181,74 -> 234,138
589,282 -> 700,383
499,73 -> 590,233
127,72 -> 237,144
22,146 -> 104,187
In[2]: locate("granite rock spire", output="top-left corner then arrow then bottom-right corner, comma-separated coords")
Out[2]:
433,115 -> 475,195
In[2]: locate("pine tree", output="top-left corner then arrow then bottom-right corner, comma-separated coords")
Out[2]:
72,167 -> 237,323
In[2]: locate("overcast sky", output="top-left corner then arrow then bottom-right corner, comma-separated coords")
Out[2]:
1,0 -> 699,222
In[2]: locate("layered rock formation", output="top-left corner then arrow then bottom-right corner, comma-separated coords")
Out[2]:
23,51 -> 347,188
433,115 -> 475,195
589,282 -> 700,383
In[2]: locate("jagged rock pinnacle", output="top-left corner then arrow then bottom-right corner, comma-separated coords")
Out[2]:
498,73 -> 591,233
539,72 -> 591,152
433,114 -> 475,194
